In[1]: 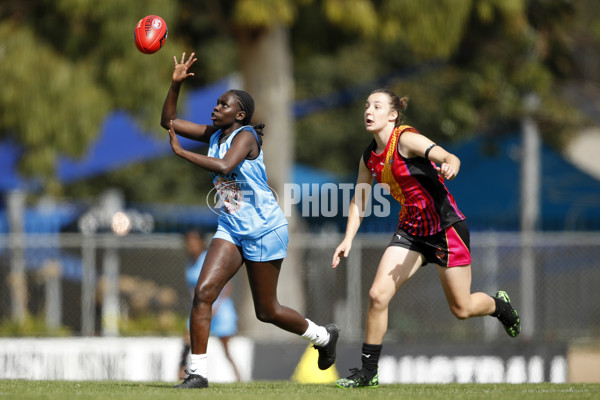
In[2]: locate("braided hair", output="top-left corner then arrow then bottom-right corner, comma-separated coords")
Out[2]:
229,89 -> 264,144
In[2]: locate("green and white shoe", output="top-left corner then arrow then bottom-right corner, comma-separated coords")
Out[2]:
336,368 -> 378,388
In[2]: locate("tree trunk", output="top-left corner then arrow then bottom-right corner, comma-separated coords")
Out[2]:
238,24 -> 293,199
237,24 -> 307,339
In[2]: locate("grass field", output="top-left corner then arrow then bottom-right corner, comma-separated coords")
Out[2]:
0,380 -> 599,400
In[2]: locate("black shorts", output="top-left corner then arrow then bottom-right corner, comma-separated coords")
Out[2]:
389,220 -> 472,267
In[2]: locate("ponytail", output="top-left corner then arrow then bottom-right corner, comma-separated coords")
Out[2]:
253,123 -> 265,145
370,88 -> 409,127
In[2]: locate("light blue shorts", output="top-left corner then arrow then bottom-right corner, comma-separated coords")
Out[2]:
214,225 -> 288,262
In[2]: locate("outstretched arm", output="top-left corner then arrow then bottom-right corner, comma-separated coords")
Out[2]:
160,52 -> 217,143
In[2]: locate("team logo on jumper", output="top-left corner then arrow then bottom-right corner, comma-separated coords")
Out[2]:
207,178 -> 279,219
213,176 -> 243,213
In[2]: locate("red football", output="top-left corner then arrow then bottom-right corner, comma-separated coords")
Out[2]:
134,15 -> 168,54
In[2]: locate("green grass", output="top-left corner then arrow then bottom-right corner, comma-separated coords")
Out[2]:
0,380 -> 599,400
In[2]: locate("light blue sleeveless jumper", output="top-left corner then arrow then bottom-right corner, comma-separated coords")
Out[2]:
207,126 -> 287,239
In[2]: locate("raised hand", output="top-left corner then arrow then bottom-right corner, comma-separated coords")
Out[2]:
172,52 -> 197,83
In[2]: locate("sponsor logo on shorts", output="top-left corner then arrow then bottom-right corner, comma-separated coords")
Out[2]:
435,247 -> 447,260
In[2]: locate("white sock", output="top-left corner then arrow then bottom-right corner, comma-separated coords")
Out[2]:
189,354 -> 208,378
301,319 -> 330,347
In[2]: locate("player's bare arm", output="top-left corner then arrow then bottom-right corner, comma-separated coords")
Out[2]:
399,131 -> 460,180
168,121 -> 254,175
161,52 -> 217,143
332,157 -> 374,268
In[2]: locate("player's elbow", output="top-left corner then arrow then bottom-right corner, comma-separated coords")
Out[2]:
216,163 -> 234,176
160,117 -> 170,130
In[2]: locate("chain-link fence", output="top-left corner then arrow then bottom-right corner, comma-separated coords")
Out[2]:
296,232 -> 600,343
0,234 -> 188,337
1,231 -> 599,343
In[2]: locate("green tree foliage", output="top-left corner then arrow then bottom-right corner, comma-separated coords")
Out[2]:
293,0 -> 589,175
1,0 -> 594,201
0,0 -> 184,193
378,0 -> 474,58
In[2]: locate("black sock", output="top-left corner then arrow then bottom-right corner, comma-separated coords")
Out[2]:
491,295 -> 509,318
361,343 -> 382,374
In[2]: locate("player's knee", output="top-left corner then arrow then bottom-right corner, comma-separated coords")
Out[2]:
193,281 -> 220,305
368,286 -> 391,310
254,305 -> 277,323
449,304 -> 470,320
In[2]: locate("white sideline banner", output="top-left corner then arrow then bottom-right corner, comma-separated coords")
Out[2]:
378,354 -> 568,384
0,337 -> 254,382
